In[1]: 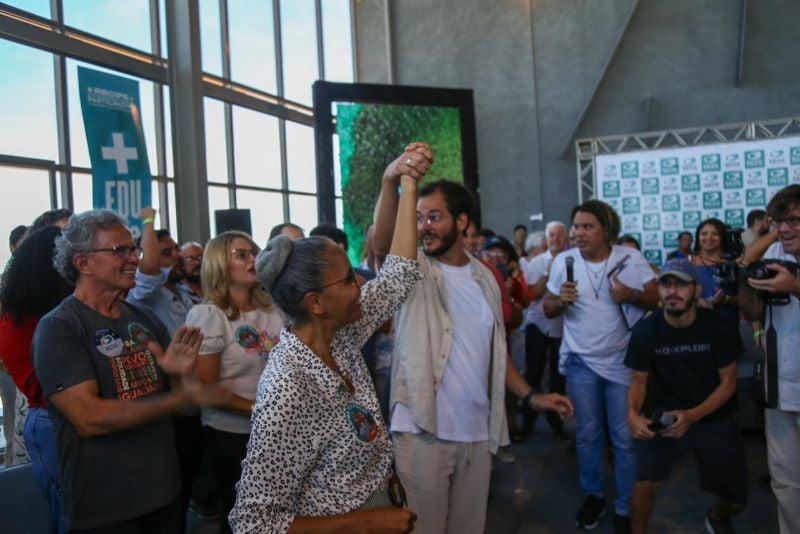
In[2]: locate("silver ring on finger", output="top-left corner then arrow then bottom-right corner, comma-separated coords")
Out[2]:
405,158 -> 413,166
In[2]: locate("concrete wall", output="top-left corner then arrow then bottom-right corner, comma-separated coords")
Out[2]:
355,0 -> 800,236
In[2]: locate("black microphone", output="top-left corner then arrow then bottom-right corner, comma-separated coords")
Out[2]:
565,256 -> 574,283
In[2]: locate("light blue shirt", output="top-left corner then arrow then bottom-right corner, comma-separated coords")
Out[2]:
127,267 -> 197,336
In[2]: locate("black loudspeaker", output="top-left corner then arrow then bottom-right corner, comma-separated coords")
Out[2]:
215,209 -> 252,236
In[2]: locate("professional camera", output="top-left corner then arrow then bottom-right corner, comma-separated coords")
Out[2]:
744,258 -> 800,305
712,227 -> 745,293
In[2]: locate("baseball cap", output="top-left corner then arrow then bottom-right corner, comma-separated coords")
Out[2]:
482,235 -> 518,263
657,258 -> 696,282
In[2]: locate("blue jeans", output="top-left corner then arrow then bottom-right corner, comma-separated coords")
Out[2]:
566,355 -> 635,516
24,407 -> 67,534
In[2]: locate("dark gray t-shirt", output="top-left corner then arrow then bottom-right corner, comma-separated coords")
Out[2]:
33,296 -> 180,529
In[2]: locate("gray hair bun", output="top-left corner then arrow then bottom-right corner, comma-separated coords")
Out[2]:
256,235 -> 293,290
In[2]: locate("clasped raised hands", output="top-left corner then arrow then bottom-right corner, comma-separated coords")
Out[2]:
383,142 -> 434,185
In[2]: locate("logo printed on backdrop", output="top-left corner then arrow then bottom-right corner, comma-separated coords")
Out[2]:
622,179 -> 639,196
683,193 -> 701,210
683,211 -> 702,230
703,191 -> 723,209
607,198 -> 621,210
603,181 -> 620,197
725,191 -> 744,208
702,154 -> 721,172
768,150 -> 787,166
746,188 -> 766,207
641,177 -> 659,195
623,215 -> 641,232
663,213 -> 681,230
662,176 -> 680,193
662,194 -> 681,212
622,197 -> 640,214
745,150 -> 765,169
643,196 -> 659,213
644,232 -> 660,249
643,213 -> 661,231
660,157 -> 679,175
682,157 -> 699,172
724,154 -> 742,170
644,250 -> 662,265
792,168 -> 800,184
621,161 -> 639,178
682,175 -> 701,192
663,231 -> 680,248
791,147 -> 800,165
724,171 -> 743,189
603,164 -> 619,179
746,170 -> 765,187
642,161 -> 658,176
725,209 -> 745,228
768,168 -> 788,187
703,211 -> 722,221
702,174 -> 721,190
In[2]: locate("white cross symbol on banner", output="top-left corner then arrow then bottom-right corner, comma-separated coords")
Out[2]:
101,132 -> 138,174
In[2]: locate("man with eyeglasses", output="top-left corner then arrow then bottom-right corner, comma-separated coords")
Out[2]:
740,184 -> 800,533
625,258 -> 745,534
373,143 -> 573,534
32,209 -> 221,532
180,241 -> 205,302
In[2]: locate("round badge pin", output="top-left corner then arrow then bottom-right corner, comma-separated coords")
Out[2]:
346,403 -> 378,443
94,328 -> 123,358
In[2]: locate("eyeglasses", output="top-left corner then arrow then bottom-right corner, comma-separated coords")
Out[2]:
416,212 -> 448,225
183,254 -> 203,263
88,245 -> 143,259
657,278 -> 693,289
315,267 -> 358,292
160,245 -> 179,257
230,248 -> 259,261
771,216 -> 800,230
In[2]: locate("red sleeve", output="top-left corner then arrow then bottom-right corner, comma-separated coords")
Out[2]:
0,315 -> 45,408
480,259 -> 512,324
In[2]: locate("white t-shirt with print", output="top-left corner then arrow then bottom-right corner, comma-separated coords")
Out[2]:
391,262 -> 493,442
186,304 -> 283,433
547,245 -> 655,385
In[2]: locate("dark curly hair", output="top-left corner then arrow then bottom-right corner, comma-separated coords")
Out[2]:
570,199 -> 621,247
0,226 -> 73,324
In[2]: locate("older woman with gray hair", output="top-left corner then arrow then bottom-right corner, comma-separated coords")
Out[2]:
229,174 -> 421,534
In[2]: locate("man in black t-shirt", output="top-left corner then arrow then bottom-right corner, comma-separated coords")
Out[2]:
625,258 -> 746,534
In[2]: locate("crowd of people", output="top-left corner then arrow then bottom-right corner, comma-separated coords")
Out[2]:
0,142 -> 798,534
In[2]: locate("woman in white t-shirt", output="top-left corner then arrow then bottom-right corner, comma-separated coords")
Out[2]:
185,231 -> 283,534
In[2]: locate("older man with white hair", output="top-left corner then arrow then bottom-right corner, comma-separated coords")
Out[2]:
521,221 -> 569,436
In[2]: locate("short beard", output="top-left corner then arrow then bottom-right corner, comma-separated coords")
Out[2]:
185,273 -> 201,285
423,225 -> 459,258
664,295 -> 696,317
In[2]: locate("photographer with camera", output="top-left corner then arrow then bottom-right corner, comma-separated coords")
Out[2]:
690,219 -> 741,327
626,258 -> 746,534
740,185 -> 800,534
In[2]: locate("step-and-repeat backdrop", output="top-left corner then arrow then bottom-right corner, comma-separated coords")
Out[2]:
596,137 -> 800,265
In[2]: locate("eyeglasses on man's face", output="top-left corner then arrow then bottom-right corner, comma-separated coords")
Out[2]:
88,245 -> 143,259
183,254 -> 203,263
771,216 -> 800,230
416,212 -> 449,226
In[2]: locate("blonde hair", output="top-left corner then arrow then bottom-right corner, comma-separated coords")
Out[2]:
201,231 -> 272,320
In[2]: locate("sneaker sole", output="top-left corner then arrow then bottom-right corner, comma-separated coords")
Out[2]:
576,510 -> 606,530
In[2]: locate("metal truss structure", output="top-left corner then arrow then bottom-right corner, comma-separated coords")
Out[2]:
575,116 -> 800,203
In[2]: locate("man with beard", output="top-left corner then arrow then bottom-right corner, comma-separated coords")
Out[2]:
742,209 -> 770,247
180,241 -> 204,303
740,184 -> 800,533
373,143 -> 573,534
626,258 -> 745,534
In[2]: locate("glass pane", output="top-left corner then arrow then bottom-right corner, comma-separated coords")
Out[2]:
4,1 -> 50,18
63,1 -> 151,53
167,181 -> 177,235
163,89 -> 174,177
159,0 -> 168,58
335,197 -> 343,227
0,167 -> 54,270
333,133 -> 342,196
285,122 -> 316,193
232,107 -> 282,189
208,185 -> 231,237
199,0 -> 222,76
67,60 -> 158,176
280,0 -> 318,105
236,189 -> 284,248
150,181 -> 163,224
321,0 -> 353,82
0,41 -> 57,160
288,193 -> 318,235
229,0 -> 277,93
71,173 -> 93,213
205,98 -> 228,184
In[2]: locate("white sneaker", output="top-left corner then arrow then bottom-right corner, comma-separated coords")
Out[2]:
495,446 -> 516,463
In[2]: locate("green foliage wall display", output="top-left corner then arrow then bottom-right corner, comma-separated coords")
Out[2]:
337,103 -> 464,264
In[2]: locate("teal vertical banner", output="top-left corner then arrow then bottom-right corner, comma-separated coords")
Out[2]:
78,66 -> 152,238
